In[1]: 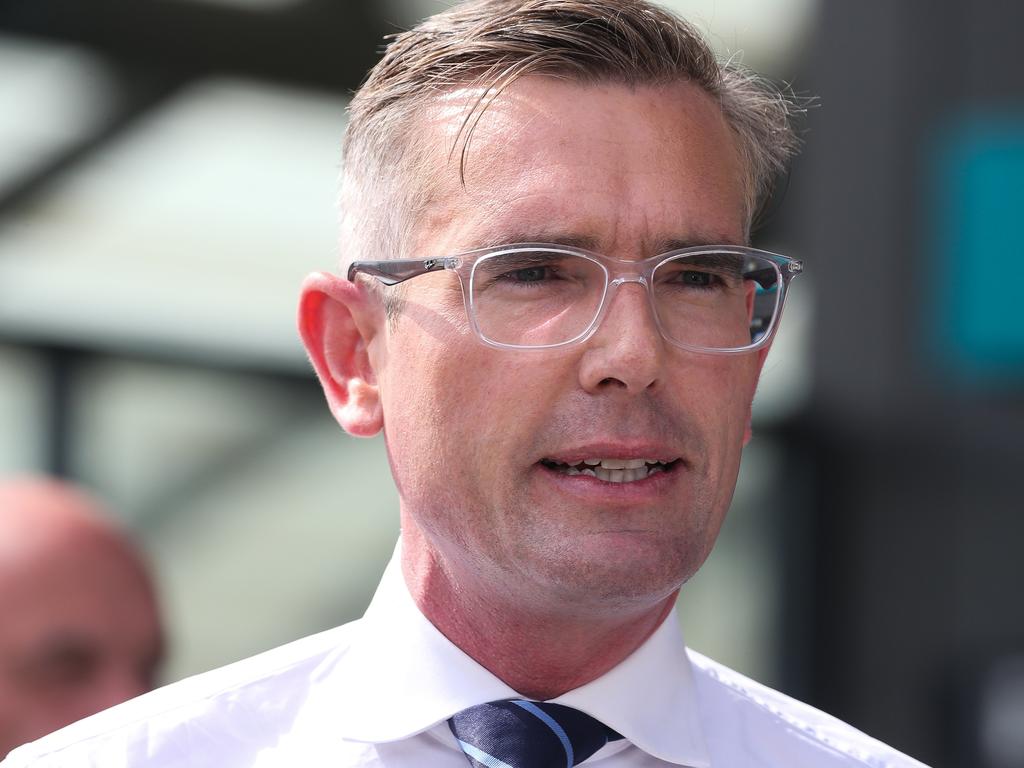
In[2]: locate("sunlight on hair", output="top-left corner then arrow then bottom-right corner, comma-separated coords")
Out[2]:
384,0 -> 819,74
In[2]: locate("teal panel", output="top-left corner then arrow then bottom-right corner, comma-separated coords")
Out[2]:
929,116 -> 1024,380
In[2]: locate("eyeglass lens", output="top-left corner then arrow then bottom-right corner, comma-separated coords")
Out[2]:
469,249 -> 781,350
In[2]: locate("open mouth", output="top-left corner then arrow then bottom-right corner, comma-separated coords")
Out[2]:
540,457 -> 680,484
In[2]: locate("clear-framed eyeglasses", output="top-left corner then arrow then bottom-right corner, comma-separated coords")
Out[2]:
348,243 -> 803,354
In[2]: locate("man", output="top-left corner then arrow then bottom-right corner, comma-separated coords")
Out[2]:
4,1 -> 929,766
0,477 -> 164,759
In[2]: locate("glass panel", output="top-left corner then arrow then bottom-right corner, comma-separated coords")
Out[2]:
653,253 -> 759,350
471,251 -> 605,347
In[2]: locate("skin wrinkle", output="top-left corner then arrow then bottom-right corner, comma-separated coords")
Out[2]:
417,85 -> 745,255
450,83 -> 746,241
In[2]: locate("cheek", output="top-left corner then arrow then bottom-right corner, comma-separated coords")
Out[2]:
672,355 -> 759,514
381,334 -> 567,510
678,355 -> 758,430
704,357 -> 759,484
379,334 -> 491,505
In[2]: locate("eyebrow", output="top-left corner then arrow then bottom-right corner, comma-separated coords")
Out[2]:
655,235 -> 748,252
478,231 -> 597,250
476,231 -> 746,253
13,631 -> 98,673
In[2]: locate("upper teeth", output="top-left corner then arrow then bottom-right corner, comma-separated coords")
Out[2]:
582,458 -> 654,469
549,458 -> 669,483
542,457 -> 672,483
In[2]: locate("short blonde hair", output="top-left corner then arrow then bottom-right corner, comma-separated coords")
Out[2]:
339,0 -> 803,275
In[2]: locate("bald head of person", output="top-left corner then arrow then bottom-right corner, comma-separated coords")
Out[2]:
0,477 -> 164,757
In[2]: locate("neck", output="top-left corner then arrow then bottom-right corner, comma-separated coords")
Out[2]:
401,529 -> 677,701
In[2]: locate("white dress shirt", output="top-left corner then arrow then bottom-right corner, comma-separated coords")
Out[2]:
3,543 -> 929,767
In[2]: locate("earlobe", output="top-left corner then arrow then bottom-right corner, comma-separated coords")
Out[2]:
298,272 -> 384,437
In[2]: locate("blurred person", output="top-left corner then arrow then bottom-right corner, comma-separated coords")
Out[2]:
0,477 -> 163,759
5,1 -> 929,766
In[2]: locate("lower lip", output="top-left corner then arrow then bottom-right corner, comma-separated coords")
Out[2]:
535,462 -> 681,502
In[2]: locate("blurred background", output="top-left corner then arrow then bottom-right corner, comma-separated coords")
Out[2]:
0,1 -> 1021,766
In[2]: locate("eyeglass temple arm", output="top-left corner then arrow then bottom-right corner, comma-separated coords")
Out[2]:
746,258 -> 802,289
746,267 -> 779,289
347,258 -> 453,285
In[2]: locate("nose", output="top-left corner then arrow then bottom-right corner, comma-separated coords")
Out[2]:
578,278 -> 666,394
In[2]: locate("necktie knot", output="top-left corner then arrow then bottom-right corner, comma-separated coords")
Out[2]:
448,699 -> 622,768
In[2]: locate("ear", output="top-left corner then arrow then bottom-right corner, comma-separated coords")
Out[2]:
742,346 -> 771,446
298,272 -> 384,437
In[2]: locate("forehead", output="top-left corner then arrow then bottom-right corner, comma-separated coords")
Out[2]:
412,76 -> 748,255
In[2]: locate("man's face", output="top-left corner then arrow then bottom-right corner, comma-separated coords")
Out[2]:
372,77 -> 763,616
0,526 -> 163,756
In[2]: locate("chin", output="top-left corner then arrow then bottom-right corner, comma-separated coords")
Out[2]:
525,536 -> 702,612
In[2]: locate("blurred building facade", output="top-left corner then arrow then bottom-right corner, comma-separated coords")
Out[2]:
0,2 -> 1021,767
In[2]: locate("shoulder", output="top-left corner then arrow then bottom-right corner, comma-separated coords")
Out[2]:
2,621 -> 362,768
687,650 -> 930,768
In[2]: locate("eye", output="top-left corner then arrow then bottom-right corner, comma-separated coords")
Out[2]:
665,268 -> 726,290
18,640 -> 101,691
655,253 -> 745,293
475,252 -> 570,290
502,265 -> 556,283
678,270 -> 715,288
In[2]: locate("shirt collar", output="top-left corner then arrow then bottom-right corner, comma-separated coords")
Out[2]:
333,540 -> 710,767
551,607 -> 709,766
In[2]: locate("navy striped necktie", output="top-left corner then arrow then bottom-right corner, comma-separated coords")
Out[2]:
448,699 -> 623,768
